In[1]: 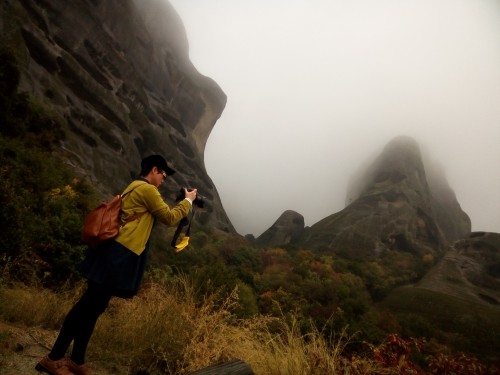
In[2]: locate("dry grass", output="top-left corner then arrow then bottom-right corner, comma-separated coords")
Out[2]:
0,276 -> 379,374
0,282 -> 83,329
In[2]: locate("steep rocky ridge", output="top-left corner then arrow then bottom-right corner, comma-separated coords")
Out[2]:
0,0 -> 234,231
297,136 -> 470,257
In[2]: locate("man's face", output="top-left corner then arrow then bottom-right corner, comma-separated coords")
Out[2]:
151,167 -> 167,187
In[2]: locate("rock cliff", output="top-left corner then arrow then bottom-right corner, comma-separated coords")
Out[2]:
1,0 -> 234,231
298,136 -> 471,257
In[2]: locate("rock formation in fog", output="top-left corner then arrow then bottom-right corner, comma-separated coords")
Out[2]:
260,136 -> 471,256
345,137 -> 471,245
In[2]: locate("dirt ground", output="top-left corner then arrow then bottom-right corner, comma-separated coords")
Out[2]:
0,322 -> 111,375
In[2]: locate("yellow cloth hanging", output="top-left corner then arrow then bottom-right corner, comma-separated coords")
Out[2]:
174,235 -> 190,252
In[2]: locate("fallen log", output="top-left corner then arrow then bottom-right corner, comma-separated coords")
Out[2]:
187,359 -> 254,375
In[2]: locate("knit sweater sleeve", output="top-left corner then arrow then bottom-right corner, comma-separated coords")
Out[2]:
140,184 -> 191,225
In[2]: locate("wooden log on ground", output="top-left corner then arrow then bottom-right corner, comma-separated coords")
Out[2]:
187,359 -> 254,375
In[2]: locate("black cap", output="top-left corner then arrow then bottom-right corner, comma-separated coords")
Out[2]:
141,155 -> 176,176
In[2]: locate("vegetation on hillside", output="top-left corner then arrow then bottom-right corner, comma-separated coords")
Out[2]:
0,47 -> 98,286
0,46 -> 498,373
1,276 -> 497,374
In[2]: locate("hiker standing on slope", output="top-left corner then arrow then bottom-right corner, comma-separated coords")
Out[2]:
36,155 -> 197,375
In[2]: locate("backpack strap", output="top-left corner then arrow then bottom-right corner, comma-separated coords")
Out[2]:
120,182 -> 148,226
121,181 -> 148,197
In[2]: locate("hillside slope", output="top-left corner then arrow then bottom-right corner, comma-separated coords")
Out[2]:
382,232 -> 500,360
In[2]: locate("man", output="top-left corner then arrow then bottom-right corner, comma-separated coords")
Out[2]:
36,155 -> 196,375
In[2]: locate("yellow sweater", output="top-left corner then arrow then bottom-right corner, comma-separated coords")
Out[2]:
115,180 -> 191,255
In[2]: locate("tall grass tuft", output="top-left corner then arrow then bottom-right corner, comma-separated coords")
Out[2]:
0,282 -> 83,329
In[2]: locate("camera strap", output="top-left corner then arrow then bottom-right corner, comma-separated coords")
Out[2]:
171,208 -> 195,252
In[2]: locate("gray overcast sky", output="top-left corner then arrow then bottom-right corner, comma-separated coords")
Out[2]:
167,0 -> 500,237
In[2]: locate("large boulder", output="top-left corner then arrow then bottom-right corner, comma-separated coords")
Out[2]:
256,210 -> 304,247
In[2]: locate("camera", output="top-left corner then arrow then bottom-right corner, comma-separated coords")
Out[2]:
176,187 -> 206,208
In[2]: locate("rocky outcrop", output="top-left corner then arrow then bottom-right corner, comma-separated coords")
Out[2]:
453,232 -> 500,294
298,136 -> 469,257
256,210 -> 304,247
413,232 -> 500,305
381,231 -> 500,360
1,0 -> 234,231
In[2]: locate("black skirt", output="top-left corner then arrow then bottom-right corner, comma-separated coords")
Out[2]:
78,240 -> 150,298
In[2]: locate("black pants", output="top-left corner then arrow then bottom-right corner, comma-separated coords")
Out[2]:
49,281 -> 112,364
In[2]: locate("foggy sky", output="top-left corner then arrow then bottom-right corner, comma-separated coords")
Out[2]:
168,0 -> 500,237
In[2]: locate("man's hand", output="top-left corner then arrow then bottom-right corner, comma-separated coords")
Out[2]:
184,188 -> 197,202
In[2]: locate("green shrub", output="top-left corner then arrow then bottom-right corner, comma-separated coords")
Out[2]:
0,47 -> 96,286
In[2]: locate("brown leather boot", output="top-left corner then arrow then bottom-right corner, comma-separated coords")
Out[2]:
66,359 -> 94,375
35,356 -> 74,375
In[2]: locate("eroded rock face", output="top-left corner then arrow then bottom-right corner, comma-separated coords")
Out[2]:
425,161 -> 471,243
1,0 -> 234,232
256,210 -> 304,247
299,136 -> 470,257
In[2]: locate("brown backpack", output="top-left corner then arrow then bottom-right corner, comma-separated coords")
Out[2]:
82,183 -> 146,247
